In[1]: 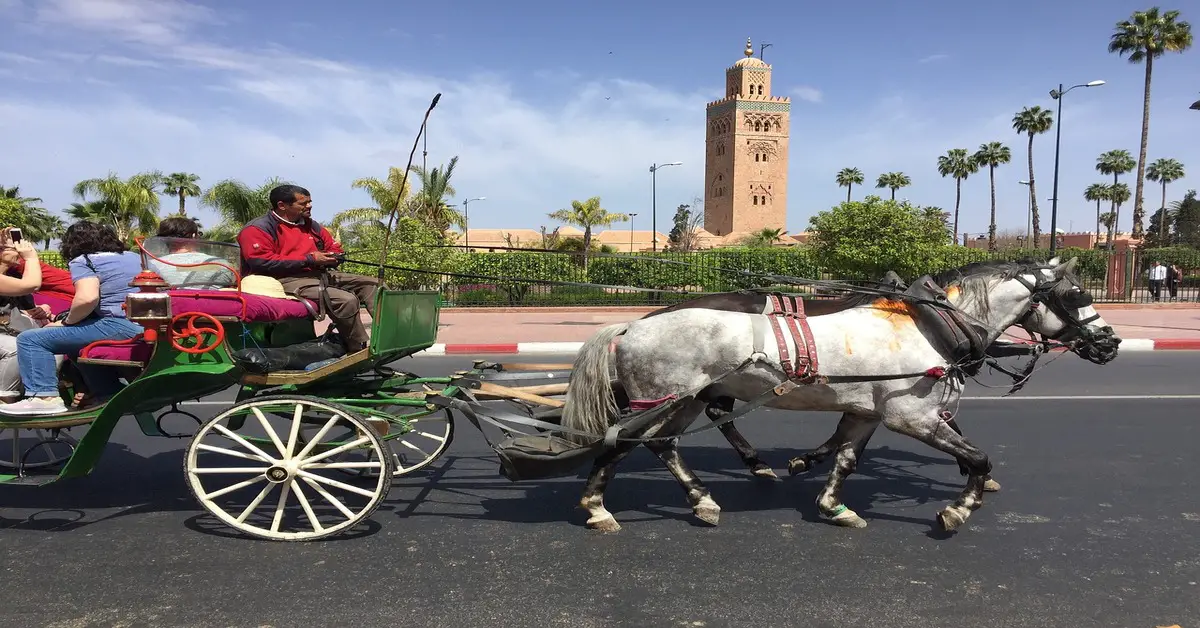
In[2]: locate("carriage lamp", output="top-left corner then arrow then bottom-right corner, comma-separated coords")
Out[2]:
125,270 -> 173,341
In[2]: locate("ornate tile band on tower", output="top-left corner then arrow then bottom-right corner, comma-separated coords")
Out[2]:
703,37 -> 791,238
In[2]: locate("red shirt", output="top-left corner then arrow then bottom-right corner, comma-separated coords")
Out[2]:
236,212 -> 343,278
7,259 -> 76,299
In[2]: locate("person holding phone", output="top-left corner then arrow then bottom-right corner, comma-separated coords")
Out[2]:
0,221 -> 143,416
0,233 -> 43,400
0,229 -> 75,318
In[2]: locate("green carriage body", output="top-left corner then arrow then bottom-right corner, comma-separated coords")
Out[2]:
0,287 -> 458,486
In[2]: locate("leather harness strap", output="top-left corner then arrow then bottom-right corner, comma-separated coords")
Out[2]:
765,294 -> 820,383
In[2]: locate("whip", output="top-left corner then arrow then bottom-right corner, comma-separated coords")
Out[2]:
375,92 -> 442,281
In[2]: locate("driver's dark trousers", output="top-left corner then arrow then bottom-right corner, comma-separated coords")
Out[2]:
279,271 -> 381,352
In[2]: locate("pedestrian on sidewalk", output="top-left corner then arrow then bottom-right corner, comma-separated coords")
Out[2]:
1167,263 -> 1182,301
1148,260 -> 1167,302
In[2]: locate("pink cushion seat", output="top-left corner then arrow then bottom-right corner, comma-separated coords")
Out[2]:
80,290 -> 316,363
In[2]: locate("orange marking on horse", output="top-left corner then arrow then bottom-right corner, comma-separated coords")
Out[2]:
945,285 -> 961,301
844,334 -> 854,355
870,297 -> 916,332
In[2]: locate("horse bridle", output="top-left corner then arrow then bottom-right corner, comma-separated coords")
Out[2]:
1011,266 -> 1115,353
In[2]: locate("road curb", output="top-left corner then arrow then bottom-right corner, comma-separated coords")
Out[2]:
416,338 -> 1200,355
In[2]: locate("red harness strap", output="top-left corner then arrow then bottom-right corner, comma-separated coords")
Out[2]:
766,294 -> 820,383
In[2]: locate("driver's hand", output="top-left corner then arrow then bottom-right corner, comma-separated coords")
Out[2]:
312,251 -> 340,267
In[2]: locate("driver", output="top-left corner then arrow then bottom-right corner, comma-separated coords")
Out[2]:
235,185 -> 381,353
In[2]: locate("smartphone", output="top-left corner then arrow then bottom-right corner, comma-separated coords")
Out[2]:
8,228 -> 21,243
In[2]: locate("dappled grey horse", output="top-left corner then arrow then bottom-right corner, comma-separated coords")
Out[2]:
642,271 -> 1034,491
561,258 -> 1119,532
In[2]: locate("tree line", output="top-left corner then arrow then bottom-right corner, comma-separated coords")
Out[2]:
835,7 -> 1192,252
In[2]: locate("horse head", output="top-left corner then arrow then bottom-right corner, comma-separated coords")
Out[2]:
1014,256 -> 1121,364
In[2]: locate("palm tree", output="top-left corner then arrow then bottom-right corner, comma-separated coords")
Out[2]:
1146,157 -> 1187,240
875,172 -> 911,200
1096,149 -> 1137,237
1099,210 -> 1118,248
409,156 -> 463,237
1109,8 -> 1194,238
1084,183 -> 1113,247
1109,182 -> 1132,245
835,168 -> 865,203
547,196 -> 629,272
72,171 -> 163,241
972,142 -> 1012,251
160,172 -> 202,216
333,166 -> 417,243
936,148 -> 979,245
739,227 -> 787,248
201,177 -> 291,242
1012,106 -> 1054,247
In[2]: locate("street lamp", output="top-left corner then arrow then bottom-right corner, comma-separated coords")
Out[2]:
649,161 -> 682,252
462,196 -> 486,249
628,212 -> 638,253
1019,180 -> 1031,246
1048,79 -> 1105,254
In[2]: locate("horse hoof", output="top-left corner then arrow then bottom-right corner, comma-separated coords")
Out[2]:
829,508 -> 868,529
751,464 -> 779,480
936,505 -> 970,531
694,505 -> 721,526
787,458 -> 810,476
983,478 -> 1002,492
587,514 -> 621,533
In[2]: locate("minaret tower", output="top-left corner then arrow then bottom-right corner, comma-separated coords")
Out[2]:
703,37 -> 791,237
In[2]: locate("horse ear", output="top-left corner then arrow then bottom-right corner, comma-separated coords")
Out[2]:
1055,256 -> 1079,275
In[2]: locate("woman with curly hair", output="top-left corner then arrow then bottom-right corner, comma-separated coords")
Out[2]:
0,221 -> 144,415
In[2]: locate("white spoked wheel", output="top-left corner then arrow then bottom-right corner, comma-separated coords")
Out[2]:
371,408 -> 455,478
185,395 -> 394,542
315,408 -> 455,479
0,428 -> 78,470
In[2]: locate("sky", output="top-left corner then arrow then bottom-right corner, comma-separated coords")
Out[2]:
1,0 -> 1198,240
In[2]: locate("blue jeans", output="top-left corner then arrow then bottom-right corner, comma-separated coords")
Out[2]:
16,316 -> 143,397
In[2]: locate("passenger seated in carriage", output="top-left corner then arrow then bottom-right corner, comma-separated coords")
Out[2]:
0,221 -> 144,416
0,232 -> 44,402
2,237 -> 75,317
146,216 -> 236,290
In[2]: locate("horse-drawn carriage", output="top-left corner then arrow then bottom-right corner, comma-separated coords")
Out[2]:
1,236 -> 462,541
0,91 -> 1124,540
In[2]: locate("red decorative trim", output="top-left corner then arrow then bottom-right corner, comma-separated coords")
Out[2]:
629,394 -> 678,411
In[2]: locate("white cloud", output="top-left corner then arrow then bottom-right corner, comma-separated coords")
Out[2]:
34,0 -> 219,45
919,53 -> 949,64
0,50 -> 41,64
790,86 -> 823,104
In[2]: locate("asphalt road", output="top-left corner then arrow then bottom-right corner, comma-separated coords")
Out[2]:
1,352 -> 1199,627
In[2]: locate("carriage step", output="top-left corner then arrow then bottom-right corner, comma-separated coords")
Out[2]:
0,473 -> 61,486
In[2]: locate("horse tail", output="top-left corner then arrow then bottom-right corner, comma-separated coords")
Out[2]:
561,323 -> 628,445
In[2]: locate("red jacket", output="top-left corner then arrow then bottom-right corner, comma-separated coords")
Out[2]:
236,212 -> 344,277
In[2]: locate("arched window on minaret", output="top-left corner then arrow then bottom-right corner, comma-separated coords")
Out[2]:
754,121 -> 761,132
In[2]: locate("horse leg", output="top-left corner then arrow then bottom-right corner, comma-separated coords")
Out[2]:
644,438 -> 722,525
578,440 -> 642,533
707,395 -> 777,480
788,412 -> 860,475
577,398 -> 706,532
883,413 -> 991,532
944,418 -> 1001,493
813,414 -> 880,529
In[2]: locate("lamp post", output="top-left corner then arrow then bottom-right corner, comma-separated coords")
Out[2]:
649,161 -> 682,252
462,196 -> 486,249
1019,180 -> 1031,246
628,212 -> 638,253
1048,79 -> 1105,254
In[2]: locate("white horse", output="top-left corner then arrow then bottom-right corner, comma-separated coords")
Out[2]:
559,258 -> 1120,533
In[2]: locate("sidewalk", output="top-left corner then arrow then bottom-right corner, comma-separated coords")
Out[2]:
420,304 -> 1200,354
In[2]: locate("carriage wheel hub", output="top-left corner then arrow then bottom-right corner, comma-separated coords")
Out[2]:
265,465 -> 291,483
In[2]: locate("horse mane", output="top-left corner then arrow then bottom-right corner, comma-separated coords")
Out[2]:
927,257 -> 1079,319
